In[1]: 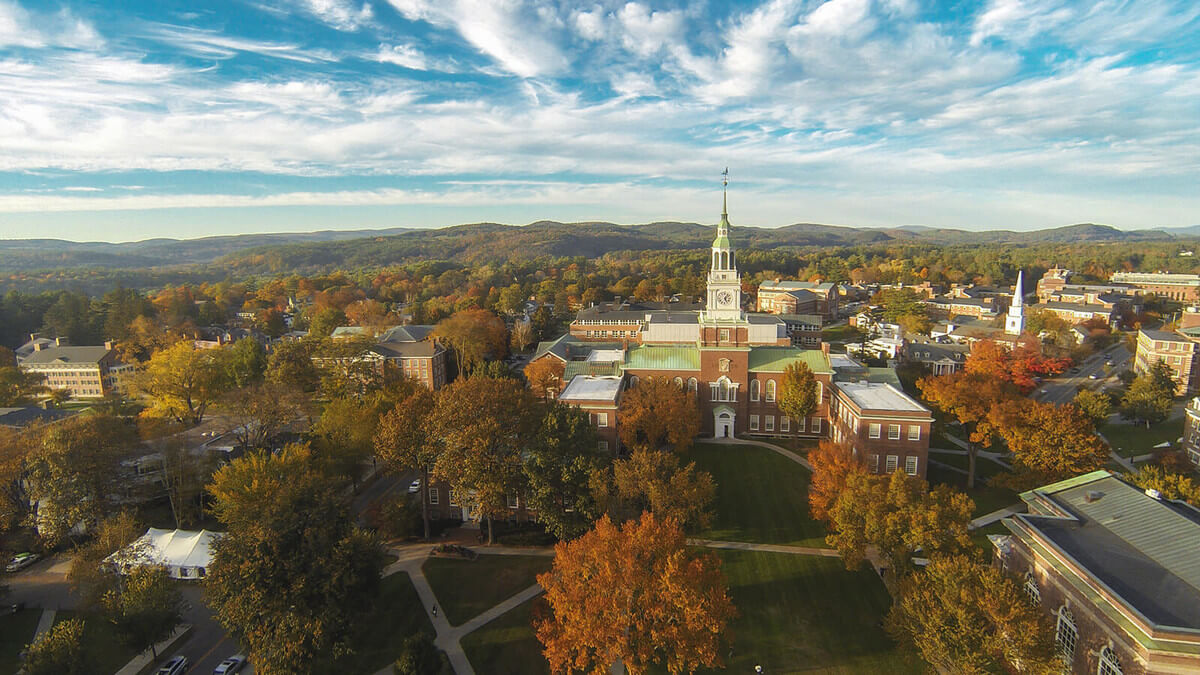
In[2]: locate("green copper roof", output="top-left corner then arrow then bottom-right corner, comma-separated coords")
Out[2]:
623,345 -> 701,371
746,347 -> 833,374
712,234 -> 731,249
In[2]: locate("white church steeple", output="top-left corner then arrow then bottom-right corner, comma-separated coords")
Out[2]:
1005,270 -> 1026,336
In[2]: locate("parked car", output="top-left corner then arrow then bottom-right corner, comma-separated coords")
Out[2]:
157,656 -> 188,675
408,479 -> 421,493
1089,373 -> 1100,380
214,655 -> 247,674
6,552 -> 40,572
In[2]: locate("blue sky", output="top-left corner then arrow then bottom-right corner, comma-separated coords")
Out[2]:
0,0 -> 1198,242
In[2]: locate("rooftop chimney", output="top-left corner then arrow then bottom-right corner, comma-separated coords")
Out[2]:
820,342 -> 830,358
54,336 -> 68,347
33,342 -> 45,352
104,340 -> 114,351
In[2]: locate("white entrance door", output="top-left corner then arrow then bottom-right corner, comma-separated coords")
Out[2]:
715,410 -> 734,438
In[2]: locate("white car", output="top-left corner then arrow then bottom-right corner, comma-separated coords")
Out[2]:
408,479 -> 422,493
214,655 -> 247,674
157,656 -> 188,675
5,552 -> 40,572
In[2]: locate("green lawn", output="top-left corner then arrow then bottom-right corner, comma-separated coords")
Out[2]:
0,608 -> 41,674
821,324 -> 861,344
690,442 -> 828,548
1102,416 -> 1185,458
710,549 -> 925,674
422,554 -> 552,627
460,551 -> 925,675
926,463 -> 1020,518
327,571 -> 436,673
461,597 -> 549,675
51,611 -> 141,675
926,450 -> 1006,479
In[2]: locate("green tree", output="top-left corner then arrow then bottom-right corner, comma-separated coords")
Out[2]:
68,511 -> 146,610
778,361 -> 818,421
604,448 -> 716,531
827,470 -> 974,575
308,307 -> 347,338
887,555 -> 1059,674
427,376 -> 536,543
134,340 -> 230,426
0,365 -> 47,406
206,445 -> 386,672
1121,367 -> 1174,428
23,414 -> 136,547
102,566 -> 186,658
265,338 -> 321,392
22,617 -> 87,675
224,336 -> 267,387
374,388 -> 438,540
523,402 -> 606,540
1073,388 -> 1112,426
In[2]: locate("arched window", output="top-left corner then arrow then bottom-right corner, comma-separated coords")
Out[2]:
750,380 -> 760,401
1098,647 -> 1122,675
673,376 -> 683,389
687,377 -> 698,392
629,375 -> 639,388
712,251 -> 719,269
1024,572 -> 1040,605
1056,607 -> 1077,663
765,379 -> 777,403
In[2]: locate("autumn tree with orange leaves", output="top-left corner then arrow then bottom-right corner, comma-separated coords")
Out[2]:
617,377 -> 701,453
991,398 -> 1109,485
918,371 -> 1017,488
807,440 -> 867,523
525,357 -> 565,400
432,308 -> 509,375
964,339 -> 1070,394
535,512 -> 735,675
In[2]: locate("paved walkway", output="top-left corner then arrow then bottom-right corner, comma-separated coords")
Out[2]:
969,505 -> 1024,529
377,544 -> 552,675
688,538 -> 840,558
33,608 -> 56,640
706,436 -> 813,470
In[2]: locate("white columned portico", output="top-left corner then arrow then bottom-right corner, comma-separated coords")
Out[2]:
713,405 -> 735,438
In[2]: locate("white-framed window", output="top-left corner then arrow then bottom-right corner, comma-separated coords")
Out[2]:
1056,607 -> 1077,663
796,416 -> 805,432
719,328 -> 730,341
598,440 -> 609,452
765,416 -> 774,431
765,379 -> 776,403
596,412 -> 609,428
816,380 -> 823,401
688,377 -> 698,392
507,494 -> 519,509
885,455 -> 899,473
1024,572 -> 1041,605
750,415 -> 760,431
908,425 -> 921,441
905,456 -> 918,476
869,423 -> 881,439
811,417 -> 820,434
448,489 -> 458,506
1098,646 -> 1123,675
888,424 -> 901,440
868,454 -> 880,473
429,487 -> 440,505
750,379 -> 760,401
781,416 -> 790,432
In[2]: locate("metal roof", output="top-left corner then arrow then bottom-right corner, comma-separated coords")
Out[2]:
19,345 -> 113,365
745,346 -> 832,374
623,345 -> 701,371
559,375 -> 624,403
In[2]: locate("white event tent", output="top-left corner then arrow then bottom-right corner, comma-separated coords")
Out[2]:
107,528 -> 223,580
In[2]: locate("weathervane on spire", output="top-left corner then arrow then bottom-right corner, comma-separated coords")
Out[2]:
721,167 -> 729,219
722,167 -> 729,187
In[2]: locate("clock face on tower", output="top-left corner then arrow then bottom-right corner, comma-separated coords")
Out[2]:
716,290 -> 734,307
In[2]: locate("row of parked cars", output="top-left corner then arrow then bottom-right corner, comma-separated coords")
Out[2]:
157,654 -> 246,675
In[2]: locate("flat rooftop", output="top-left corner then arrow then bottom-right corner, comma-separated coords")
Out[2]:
836,381 -> 929,413
559,375 -> 623,403
1015,472 -> 1200,630
586,349 -> 624,362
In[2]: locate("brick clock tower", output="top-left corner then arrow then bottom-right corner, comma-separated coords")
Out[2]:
699,171 -> 753,437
